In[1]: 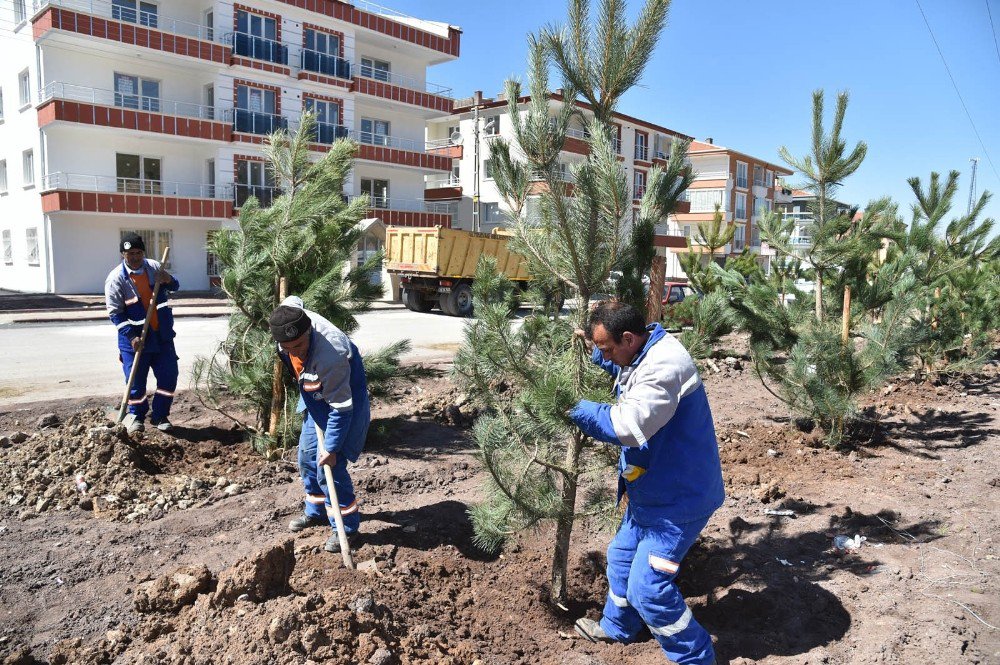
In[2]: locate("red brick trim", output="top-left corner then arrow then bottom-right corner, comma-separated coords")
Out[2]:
353,77 -> 452,113
355,144 -> 452,172
426,145 -> 462,159
37,99 -> 232,142
40,191 -> 233,218
232,134 -> 269,145
654,233 -> 688,249
233,79 -> 282,115
302,22 -> 345,57
297,70 -> 353,90
376,209 -> 452,228
32,7 -> 229,63
563,136 -> 590,156
230,57 -> 291,76
424,187 -> 462,201
273,0 -> 460,57
302,92 -> 344,107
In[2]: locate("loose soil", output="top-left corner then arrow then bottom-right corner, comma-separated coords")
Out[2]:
0,354 -> 997,664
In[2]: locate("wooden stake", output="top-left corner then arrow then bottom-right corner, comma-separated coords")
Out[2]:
267,277 -> 288,439
841,285 -> 851,344
645,254 -> 666,324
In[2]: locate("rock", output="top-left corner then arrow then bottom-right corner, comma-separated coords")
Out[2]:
212,538 -> 295,608
36,413 -> 60,429
357,559 -> 380,573
35,498 -> 50,512
368,648 -> 393,665
134,564 -> 213,613
0,436 -> 10,449
223,483 -> 244,497
9,432 -> 28,445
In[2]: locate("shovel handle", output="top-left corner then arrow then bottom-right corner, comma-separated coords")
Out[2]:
316,423 -> 355,569
116,246 -> 170,423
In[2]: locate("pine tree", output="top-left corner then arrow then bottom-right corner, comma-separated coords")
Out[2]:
679,203 -> 734,294
454,0 -> 676,606
192,113 -> 405,452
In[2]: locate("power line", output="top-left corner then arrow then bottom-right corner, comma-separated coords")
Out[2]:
914,0 -> 1000,188
988,0 -> 1000,68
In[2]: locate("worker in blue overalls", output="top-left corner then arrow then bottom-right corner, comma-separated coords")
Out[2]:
270,296 -> 370,554
569,301 -> 724,665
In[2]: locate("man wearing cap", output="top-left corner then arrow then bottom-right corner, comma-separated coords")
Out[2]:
104,233 -> 180,434
270,296 -> 370,554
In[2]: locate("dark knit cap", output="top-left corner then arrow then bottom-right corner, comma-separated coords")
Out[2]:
270,305 -> 311,342
120,233 -> 146,253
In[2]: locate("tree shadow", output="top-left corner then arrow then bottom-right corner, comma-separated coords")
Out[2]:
164,425 -> 247,446
362,499 -> 498,562
855,408 -> 998,459
364,417 -> 473,460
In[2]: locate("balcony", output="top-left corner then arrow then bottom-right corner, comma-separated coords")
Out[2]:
349,132 -> 453,172
300,48 -> 352,80
310,122 -> 350,144
634,145 -> 649,161
37,81 -> 231,141
233,184 -> 280,208
356,64 -> 452,97
233,109 -> 287,135
229,31 -> 288,65
32,0 -> 228,63
347,195 -> 453,227
39,172 -> 233,218
425,137 -> 462,159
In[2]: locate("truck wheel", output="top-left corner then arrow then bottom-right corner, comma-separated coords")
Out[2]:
403,289 -> 433,313
446,283 -> 474,317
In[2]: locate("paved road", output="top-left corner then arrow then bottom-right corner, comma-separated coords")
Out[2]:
0,309 -> 469,406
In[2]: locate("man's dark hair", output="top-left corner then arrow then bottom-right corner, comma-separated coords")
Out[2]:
587,301 -> 646,342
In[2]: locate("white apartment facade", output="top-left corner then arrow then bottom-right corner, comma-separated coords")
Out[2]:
0,0 -> 461,293
425,90 -> 695,279
674,139 -> 793,274
775,188 -> 853,258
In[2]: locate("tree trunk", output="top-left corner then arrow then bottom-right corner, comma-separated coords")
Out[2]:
645,254 -> 666,324
267,277 -> 289,440
550,432 -> 583,606
841,285 -> 851,343
814,269 -> 824,321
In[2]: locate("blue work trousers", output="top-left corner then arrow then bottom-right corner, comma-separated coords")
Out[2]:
120,340 -> 178,423
298,412 -> 360,534
600,511 -> 715,664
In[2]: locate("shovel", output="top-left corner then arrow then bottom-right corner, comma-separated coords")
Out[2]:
316,421 -> 355,569
109,247 -> 171,429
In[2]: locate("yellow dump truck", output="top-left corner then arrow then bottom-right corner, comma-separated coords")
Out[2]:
385,226 -> 531,316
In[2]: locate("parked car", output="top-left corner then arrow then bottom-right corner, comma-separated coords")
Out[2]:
661,282 -> 700,327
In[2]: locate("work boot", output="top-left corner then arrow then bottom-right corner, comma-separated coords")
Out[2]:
150,418 -> 173,432
574,617 -> 614,643
126,420 -> 145,435
324,532 -> 355,554
288,514 -> 328,532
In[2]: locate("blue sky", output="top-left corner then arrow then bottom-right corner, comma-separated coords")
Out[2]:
398,0 -> 1000,227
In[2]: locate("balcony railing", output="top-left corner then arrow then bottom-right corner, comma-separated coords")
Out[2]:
692,170 -> 729,181
300,48 -> 352,80
425,174 -> 460,189
228,31 -> 288,65
32,0 -> 223,43
530,169 -> 575,183
634,145 -> 649,161
356,64 -> 452,98
41,172 -> 230,199
353,131 -> 428,153
566,127 -> 591,141
234,183 -> 280,207
424,137 -> 461,151
347,195 -> 453,214
310,122 -> 350,144
233,109 -> 287,135
39,82 -> 223,120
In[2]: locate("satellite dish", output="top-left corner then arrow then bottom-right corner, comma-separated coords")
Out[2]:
450,130 -> 463,144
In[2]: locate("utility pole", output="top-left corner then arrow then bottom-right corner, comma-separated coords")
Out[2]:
967,157 -> 979,216
472,100 -> 481,233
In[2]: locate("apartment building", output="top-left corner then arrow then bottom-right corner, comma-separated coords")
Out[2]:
0,0 -> 460,293
674,139 -> 793,273
425,90 -> 695,279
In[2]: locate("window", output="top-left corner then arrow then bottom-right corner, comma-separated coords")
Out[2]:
482,202 -> 501,224
25,228 -> 39,266
682,225 -> 692,238
754,197 -> 771,217
302,28 -> 348,77
234,10 -> 286,64
753,165 -> 764,187
18,70 -> 30,107
361,178 -> 389,208
120,229 -> 172,269
484,159 -> 494,180
451,159 -> 460,180
2,230 -> 12,265
112,0 -> 158,27
114,73 -> 160,112
235,85 -> 282,134
360,57 -> 390,82
14,0 -> 26,24
206,231 -> 221,276
359,118 -> 390,146
22,149 -> 34,187
116,153 -> 161,194
204,9 -> 213,40
736,161 -> 748,189
205,159 -> 215,198
235,159 -> 276,206
735,192 -> 747,219
0,88 -> 4,121
447,125 -> 460,141
305,98 -> 344,143
634,131 -> 648,161
633,170 -> 646,199
766,169 -> 774,188
484,115 -> 500,136
0,160 -> 6,194
732,224 -> 745,251
357,234 -> 383,286
687,189 -> 724,213
305,28 -> 339,56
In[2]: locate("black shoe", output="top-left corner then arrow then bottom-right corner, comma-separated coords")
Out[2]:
574,617 -> 614,643
324,532 -> 356,554
150,418 -> 173,432
288,514 -> 328,532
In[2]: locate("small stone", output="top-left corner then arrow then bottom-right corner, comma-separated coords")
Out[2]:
10,432 -> 28,444
368,648 -> 393,665
223,484 -> 244,497
357,559 -> 380,574
35,497 -> 51,512
36,413 -> 60,429
0,436 -> 10,448
215,477 -> 228,489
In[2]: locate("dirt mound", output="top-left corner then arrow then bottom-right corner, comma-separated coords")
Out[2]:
135,564 -> 214,613
212,538 -> 296,607
0,406 -> 289,523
